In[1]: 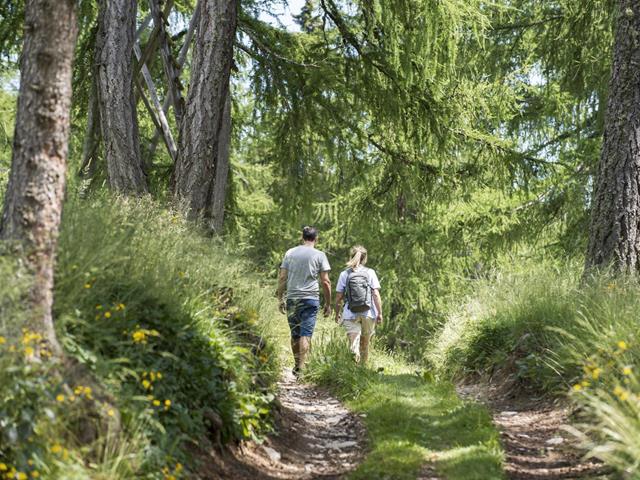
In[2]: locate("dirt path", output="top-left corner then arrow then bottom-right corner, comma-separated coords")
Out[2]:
458,383 -> 611,480
206,369 -> 366,479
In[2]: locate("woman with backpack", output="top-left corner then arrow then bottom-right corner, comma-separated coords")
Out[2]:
334,245 -> 383,364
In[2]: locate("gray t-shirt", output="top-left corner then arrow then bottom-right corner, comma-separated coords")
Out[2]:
280,246 -> 331,300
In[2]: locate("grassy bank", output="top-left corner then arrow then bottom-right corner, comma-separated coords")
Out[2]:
305,325 -> 504,480
0,196 -> 282,479
427,261 -> 640,475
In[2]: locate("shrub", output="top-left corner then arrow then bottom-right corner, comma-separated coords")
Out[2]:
0,195 -> 281,478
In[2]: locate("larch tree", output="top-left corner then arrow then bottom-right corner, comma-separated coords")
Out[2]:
0,0 -> 78,355
586,1 -> 640,272
95,0 -> 148,194
172,0 -> 237,229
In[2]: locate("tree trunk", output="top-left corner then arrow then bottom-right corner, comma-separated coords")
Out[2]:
172,0 -> 237,227
78,72 -> 101,179
210,93 -> 231,232
0,0 -> 78,355
95,0 -> 148,194
586,1 -> 640,272
149,0 -> 185,126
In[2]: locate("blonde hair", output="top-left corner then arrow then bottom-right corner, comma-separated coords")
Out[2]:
347,245 -> 368,270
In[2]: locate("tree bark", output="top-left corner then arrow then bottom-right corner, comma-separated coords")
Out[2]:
149,0 -> 201,157
210,93 -> 231,232
78,72 -> 101,179
586,1 -> 640,272
0,0 -> 78,355
172,0 -> 237,227
95,0 -> 148,194
149,0 -> 184,126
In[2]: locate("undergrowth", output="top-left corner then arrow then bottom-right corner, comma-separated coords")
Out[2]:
428,260 -> 640,476
306,324 -> 504,480
0,195 -> 281,479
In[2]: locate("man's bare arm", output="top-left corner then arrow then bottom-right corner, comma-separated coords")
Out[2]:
277,268 -> 288,313
320,271 -> 332,315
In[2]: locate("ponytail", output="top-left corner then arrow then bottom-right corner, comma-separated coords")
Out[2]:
346,245 -> 368,270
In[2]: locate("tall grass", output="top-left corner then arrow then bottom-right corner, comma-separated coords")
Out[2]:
428,260 -> 640,476
0,194 -> 282,479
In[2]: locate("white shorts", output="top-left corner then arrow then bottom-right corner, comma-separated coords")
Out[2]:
341,315 -> 376,337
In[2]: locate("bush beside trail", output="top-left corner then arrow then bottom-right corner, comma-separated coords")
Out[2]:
0,196 -> 281,479
428,260 -> 640,475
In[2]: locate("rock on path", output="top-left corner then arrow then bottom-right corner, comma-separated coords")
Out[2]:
207,369 -> 366,479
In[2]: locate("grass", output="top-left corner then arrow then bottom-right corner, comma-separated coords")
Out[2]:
306,324 -> 504,480
426,260 -> 640,476
0,194 -> 283,479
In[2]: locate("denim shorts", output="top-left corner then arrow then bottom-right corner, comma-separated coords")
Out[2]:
286,298 -> 320,338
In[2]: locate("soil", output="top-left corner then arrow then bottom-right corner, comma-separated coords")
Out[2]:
201,368 -> 367,479
458,382 -> 612,480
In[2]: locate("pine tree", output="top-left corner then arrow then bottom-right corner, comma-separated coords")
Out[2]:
95,0 -> 148,194
0,0 -> 78,355
586,1 -> 640,272
172,0 -> 237,227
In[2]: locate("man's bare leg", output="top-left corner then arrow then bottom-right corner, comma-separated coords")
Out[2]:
291,337 -> 300,373
298,336 -> 311,371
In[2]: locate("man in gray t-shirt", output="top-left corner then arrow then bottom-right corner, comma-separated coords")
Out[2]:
277,226 -> 331,376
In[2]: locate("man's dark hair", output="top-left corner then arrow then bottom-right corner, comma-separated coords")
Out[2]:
302,226 -> 318,241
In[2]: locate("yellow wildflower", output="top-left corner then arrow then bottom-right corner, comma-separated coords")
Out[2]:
164,399 -> 171,410
613,385 -> 630,401
591,368 -> 602,380
581,380 -> 590,388
132,330 -> 147,344
107,409 -> 115,417
56,394 -> 65,403
84,283 -> 92,289
153,399 -> 161,407
51,444 -> 62,454
0,336 -> 6,345
31,472 -> 40,478
0,464 -> 7,471
142,379 -> 152,390
623,366 -> 632,376
157,372 -> 163,379
150,372 -> 156,381
62,448 -> 69,460
618,340 -> 628,351
24,346 -> 34,357
26,461 -> 33,467
175,463 -> 183,472
104,311 -> 111,319
572,384 -> 582,392
17,472 -> 27,480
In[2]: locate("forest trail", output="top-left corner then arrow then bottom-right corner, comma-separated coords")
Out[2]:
208,368 -> 366,479
458,384 -> 610,480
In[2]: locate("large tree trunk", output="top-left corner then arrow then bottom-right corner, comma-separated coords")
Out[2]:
78,72 -> 101,179
95,0 -> 148,194
172,0 -> 237,227
586,1 -> 640,272
0,0 -> 77,355
210,93 -> 231,232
